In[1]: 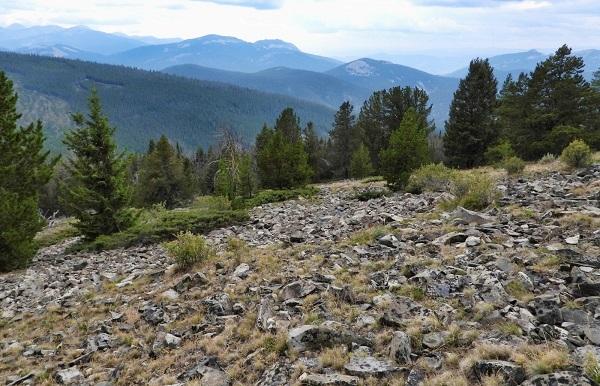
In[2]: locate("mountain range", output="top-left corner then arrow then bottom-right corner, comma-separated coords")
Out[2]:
0,52 -> 334,152
1,24 -> 599,152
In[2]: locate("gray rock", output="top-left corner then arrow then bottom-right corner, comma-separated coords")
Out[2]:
203,293 -> 233,316
54,367 -> 83,384
519,371 -> 595,386
287,324 -> 371,352
422,332 -> 446,349
280,280 -> 317,301
233,263 -> 251,278
290,232 -> 305,243
465,236 -> 481,247
379,234 -> 399,248
472,360 -> 526,386
173,272 -> 208,292
451,207 -> 495,225
165,333 -> 182,348
565,234 -> 580,245
255,360 -> 291,386
178,357 -> 231,385
343,355 -> 399,377
299,373 -> 359,386
389,331 -> 411,364
141,304 -> 165,325
433,232 -> 468,246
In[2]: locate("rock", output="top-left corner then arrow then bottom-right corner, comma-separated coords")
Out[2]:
203,293 -> 233,316
256,297 -> 275,332
433,232 -> 468,246
161,288 -> 180,301
379,234 -> 399,248
280,281 -> 317,301
54,367 -> 83,384
584,324 -> 600,345
389,331 -> 411,364
255,360 -> 291,386
465,236 -> 481,247
299,372 -> 359,386
233,263 -> 251,278
165,333 -> 182,348
451,207 -> 495,225
173,272 -> 208,292
141,304 -> 165,325
519,371 -> 595,386
565,234 -> 580,245
472,360 -> 526,386
290,231 -> 305,243
287,324 -> 371,352
153,332 -> 181,352
178,357 -> 231,385
343,355 -> 399,377
422,332 -> 445,349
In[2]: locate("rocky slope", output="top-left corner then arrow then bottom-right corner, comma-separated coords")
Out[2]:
1,166 -> 599,386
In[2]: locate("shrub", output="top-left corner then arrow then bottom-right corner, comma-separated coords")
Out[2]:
444,172 -> 499,211
164,231 -> 212,269
352,189 -> 388,201
561,139 -> 592,168
231,187 -> 317,209
74,208 -> 248,251
502,156 -> 526,175
484,140 -> 515,165
406,163 -> 456,193
539,153 -> 556,163
584,352 -> 600,384
349,143 -> 374,179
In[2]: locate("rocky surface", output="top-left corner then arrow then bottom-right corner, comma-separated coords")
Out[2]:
1,166 -> 599,385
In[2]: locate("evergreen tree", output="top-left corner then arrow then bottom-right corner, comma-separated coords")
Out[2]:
379,109 -> 430,190
62,89 -> 133,240
593,68 -> 600,91
498,45 -> 600,159
357,87 -> 433,169
256,109 -> 311,189
0,72 -> 56,271
303,122 -> 326,181
444,58 -> 498,168
135,135 -> 195,208
349,143 -> 374,179
329,101 -> 359,178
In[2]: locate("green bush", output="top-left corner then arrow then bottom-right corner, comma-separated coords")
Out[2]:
539,153 -> 557,163
406,163 -> 456,193
443,172 -> 499,211
352,189 -> 388,201
231,187 -> 318,209
349,143 -> 374,179
502,156 -> 526,175
164,231 -> 212,269
73,207 -> 248,251
561,139 -> 592,168
484,140 -> 516,165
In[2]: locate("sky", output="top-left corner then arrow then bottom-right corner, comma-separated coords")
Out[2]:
1,0 -> 599,72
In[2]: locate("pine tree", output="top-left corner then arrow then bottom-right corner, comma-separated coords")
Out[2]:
357,87 -> 433,170
444,58 -> 498,168
498,45 -> 600,158
0,72 -> 56,271
379,109 -> 430,190
135,135 -> 195,208
62,89 -> 133,240
329,101 -> 359,178
303,122 -> 326,181
256,109 -> 311,189
349,143 -> 374,179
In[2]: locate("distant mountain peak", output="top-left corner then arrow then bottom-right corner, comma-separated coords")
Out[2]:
344,59 -> 378,77
192,34 -> 245,45
254,39 -> 298,51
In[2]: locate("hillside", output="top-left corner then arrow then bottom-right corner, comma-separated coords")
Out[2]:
0,52 -> 335,152
327,58 -> 459,128
162,64 -> 371,109
1,163 -> 599,385
107,35 -> 341,72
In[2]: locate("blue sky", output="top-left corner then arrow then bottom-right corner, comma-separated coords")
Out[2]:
0,0 -> 598,64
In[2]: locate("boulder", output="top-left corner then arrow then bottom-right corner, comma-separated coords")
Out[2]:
287,324 -> 371,352
173,272 -> 208,292
389,331 -> 411,364
343,355 -> 399,377
54,367 -> 83,385
298,373 -> 359,386
519,371 -> 595,386
472,360 -> 526,386
451,207 -> 495,225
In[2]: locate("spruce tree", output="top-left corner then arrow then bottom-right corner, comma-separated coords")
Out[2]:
62,89 -> 133,240
256,108 -> 311,189
303,122 -> 325,181
380,109 -> 430,190
329,101 -> 358,178
0,72 -> 56,271
444,58 -> 498,168
135,135 -> 194,208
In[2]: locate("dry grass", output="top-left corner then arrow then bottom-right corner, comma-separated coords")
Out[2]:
319,346 -> 349,370
423,371 -> 470,386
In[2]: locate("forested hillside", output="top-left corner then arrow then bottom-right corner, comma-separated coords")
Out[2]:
0,52 -> 335,151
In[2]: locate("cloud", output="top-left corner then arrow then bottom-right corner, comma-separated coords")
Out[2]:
192,0 -> 283,10
412,0 -> 535,7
